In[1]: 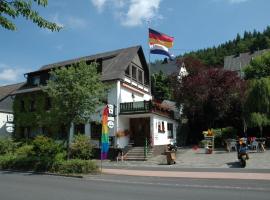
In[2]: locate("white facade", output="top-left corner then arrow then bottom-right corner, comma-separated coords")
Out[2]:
0,112 -> 14,137
87,53 -> 179,149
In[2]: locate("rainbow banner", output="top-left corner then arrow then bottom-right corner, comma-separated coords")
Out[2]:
101,105 -> 109,160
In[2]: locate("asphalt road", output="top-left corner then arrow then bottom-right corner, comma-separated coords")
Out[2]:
0,171 -> 270,200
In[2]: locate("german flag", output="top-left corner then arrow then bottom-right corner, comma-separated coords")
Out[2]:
149,28 -> 174,48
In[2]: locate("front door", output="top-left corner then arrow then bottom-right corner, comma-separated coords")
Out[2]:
130,118 -> 150,146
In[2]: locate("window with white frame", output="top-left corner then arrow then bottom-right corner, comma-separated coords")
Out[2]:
167,123 -> 173,139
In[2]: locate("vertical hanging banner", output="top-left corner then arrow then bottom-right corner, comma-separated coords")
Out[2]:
101,105 -> 109,160
101,104 -> 115,160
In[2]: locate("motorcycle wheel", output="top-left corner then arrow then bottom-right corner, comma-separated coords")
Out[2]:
241,158 -> 246,168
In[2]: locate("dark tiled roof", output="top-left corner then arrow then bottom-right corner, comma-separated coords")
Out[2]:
0,83 -> 24,112
0,83 -> 24,101
28,45 -> 147,82
224,49 -> 270,72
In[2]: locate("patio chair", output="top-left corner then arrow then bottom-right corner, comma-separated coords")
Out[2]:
227,140 -> 237,152
251,140 -> 258,151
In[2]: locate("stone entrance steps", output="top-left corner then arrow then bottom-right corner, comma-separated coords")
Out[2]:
124,146 -> 153,161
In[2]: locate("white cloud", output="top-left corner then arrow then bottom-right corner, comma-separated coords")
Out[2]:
122,0 -> 161,27
47,14 -> 88,31
50,13 -> 64,28
91,0 -> 108,12
228,0 -> 249,3
90,0 -> 162,27
66,16 -> 88,29
0,64 -> 27,85
214,0 -> 250,3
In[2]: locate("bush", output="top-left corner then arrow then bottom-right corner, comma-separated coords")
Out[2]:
0,138 -> 17,155
27,136 -> 65,171
70,135 -> 92,160
31,136 -> 63,157
15,144 -> 33,156
0,154 -> 16,169
53,159 -> 99,174
213,127 -> 238,147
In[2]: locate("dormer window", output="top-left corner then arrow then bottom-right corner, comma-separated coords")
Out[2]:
125,66 -> 130,76
132,65 -> 137,80
138,69 -> 143,84
32,75 -> 40,86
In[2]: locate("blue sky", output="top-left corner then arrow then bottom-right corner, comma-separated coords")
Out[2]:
0,0 -> 270,85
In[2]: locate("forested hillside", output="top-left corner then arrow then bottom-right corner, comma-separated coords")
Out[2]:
184,26 -> 270,68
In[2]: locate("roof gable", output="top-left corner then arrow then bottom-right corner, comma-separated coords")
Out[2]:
28,45 -> 148,82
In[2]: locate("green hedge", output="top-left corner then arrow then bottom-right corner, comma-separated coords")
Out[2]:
52,159 -> 99,174
0,136 -> 98,174
0,138 -> 17,155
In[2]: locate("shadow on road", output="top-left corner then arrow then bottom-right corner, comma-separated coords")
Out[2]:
226,161 -> 241,168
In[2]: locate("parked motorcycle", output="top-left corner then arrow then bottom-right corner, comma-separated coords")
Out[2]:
237,141 -> 249,168
167,142 -> 177,152
239,153 -> 248,167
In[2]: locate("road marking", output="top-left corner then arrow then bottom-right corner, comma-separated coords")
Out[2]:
102,169 -> 270,181
85,177 -> 270,192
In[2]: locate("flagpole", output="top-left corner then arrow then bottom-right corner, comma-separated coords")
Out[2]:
147,20 -> 151,96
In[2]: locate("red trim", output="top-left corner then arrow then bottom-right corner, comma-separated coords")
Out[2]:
122,83 -> 146,95
149,33 -> 174,43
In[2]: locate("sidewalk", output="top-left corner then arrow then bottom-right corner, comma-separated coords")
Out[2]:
100,148 -> 270,169
101,168 -> 270,180
97,148 -> 270,180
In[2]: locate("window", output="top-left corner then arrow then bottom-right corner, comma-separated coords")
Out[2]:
91,122 -> 102,139
132,65 -> 137,80
45,97 -> 51,110
125,66 -> 130,76
20,100 -> 25,112
158,121 -> 165,133
167,123 -> 173,139
32,75 -> 40,86
138,69 -> 143,83
75,124 -> 85,135
30,100 -> 36,112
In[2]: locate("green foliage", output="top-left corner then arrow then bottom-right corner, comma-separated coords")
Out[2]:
151,71 -> 172,100
43,61 -> 107,126
212,127 -> 238,147
0,138 -> 17,155
13,92 -> 63,138
244,78 -> 270,136
70,134 -> 92,160
243,51 -> 270,80
0,137 -> 97,174
15,144 -> 33,156
0,0 -> 62,31
52,159 -> 99,174
248,112 -> 270,137
31,135 -> 63,158
245,78 -> 270,114
183,26 -> 270,68
0,154 -> 17,169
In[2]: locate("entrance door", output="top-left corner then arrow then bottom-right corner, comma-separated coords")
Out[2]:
130,118 -> 150,146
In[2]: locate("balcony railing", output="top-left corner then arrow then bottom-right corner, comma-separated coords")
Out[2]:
120,100 -> 174,119
120,101 -> 151,113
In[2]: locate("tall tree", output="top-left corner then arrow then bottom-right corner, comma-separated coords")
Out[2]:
151,70 -> 172,101
172,68 -> 246,143
0,0 -> 62,31
244,78 -> 270,137
43,62 -> 107,154
243,51 -> 270,80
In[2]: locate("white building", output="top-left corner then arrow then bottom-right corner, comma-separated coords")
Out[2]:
12,46 -> 179,156
0,83 -> 23,137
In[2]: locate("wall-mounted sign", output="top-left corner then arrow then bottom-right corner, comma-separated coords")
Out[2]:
6,126 -> 14,133
7,114 -> 14,122
107,104 -> 115,129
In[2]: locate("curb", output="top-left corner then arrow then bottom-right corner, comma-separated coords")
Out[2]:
0,169 -> 84,178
